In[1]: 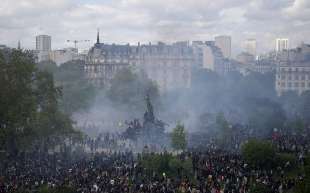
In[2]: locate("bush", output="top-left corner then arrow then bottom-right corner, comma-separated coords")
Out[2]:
37,185 -> 76,193
242,139 -> 276,169
171,123 -> 187,150
249,183 -> 271,193
275,153 -> 297,170
295,155 -> 310,193
140,153 -> 193,179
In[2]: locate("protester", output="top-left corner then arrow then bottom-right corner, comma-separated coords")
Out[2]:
0,129 -> 308,193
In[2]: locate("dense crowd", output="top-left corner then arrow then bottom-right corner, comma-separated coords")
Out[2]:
0,130 -> 309,193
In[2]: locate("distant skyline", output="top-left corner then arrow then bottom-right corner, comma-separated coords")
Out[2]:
1,0 -> 309,55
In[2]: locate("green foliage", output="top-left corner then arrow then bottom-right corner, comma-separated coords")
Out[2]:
107,68 -> 159,111
168,157 -> 193,178
245,98 -> 286,135
242,139 -> 276,169
36,60 -> 95,115
294,163 -> 310,193
280,90 -> 310,127
0,49 -> 75,153
287,117 -> 306,134
299,156 -> 310,193
299,91 -> 310,125
275,153 -> 297,170
216,112 -> 229,131
305,165 -> 310,192
215,112 -> 232,144
171,123 -> 187,150
140,153 -> 193,179
53,60 -> 96,115
249,183 -> 271,193
37,60 -> 57,74
38,185 -> 76,193
0,49 -> 37,152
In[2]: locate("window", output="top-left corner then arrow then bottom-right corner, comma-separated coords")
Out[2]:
281,75 -> 286,80
281,82 -> 285,87
295,75 -> 299,80
301,82 -> 305,88
295,82 -> 299,87
301,75 -> 305,80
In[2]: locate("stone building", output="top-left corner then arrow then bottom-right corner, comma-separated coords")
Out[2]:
84,32 -> 131,87
276,43 -> 310,95
36,35 -> 51,62
134,41 -> 193,92
49,48 -> 78,66
215,35 -> 231,59
193,41 -> 233,75
85,32 -> 194,92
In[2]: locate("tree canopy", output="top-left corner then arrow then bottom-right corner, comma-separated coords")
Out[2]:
107,68 -> 159,112
0,49 -> 75,154
37,60 -> 96,115
242,139 -> 276,169
171,123 -> 187,151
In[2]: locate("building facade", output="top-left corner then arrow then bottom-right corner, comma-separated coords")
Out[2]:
244,39 -> 257,57
135,41 -> 193,91
276,38 -> 289,52
85,39 -> 131,87
193,41 -> 233,75
84,33 -> 194,92
49,48 -> 78,66
36,35 -> 52,62
236,52 -> 255,65
215,35 -> 231,59
36,35 -> 51,51
276,44 -> 310,95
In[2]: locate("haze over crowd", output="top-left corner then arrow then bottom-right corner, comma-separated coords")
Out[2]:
1,1 -> 310,193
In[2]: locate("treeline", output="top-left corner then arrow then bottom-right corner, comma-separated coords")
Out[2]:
35,58 -> 310,138
242,139 -> 310,193
184,69 -> 310,135
0,49 -> 80,154
37,60 -> 96,115
38,60 -> 159,116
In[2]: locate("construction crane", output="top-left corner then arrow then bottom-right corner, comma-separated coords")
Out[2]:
66,39 -> 90,49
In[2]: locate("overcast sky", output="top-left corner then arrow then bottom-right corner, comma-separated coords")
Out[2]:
0,0 -> 309,55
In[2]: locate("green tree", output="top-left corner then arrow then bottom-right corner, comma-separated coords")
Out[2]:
279,91 -> 300,117
53,60 -> 96,115
287,116 -> 306,134
37,60 -> 57,74
249,183 -> 271,193
242,139 -> 276,169
275,153 -> 297,170
299,91 -> 310,126
140,153 -> 193,179
216,112 -> 229,131
295,156 -> 310,193
0,49 -> 75,154
107,68 -> 159,112
0,49 -> 37,153
245,98 -> 286,136
215,112 -> 233,145
171,123 -> 187,151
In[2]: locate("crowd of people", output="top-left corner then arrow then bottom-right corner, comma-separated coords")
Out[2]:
0,129 -> 309,193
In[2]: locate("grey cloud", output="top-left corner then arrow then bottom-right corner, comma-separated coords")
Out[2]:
0,0 -> 309,54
